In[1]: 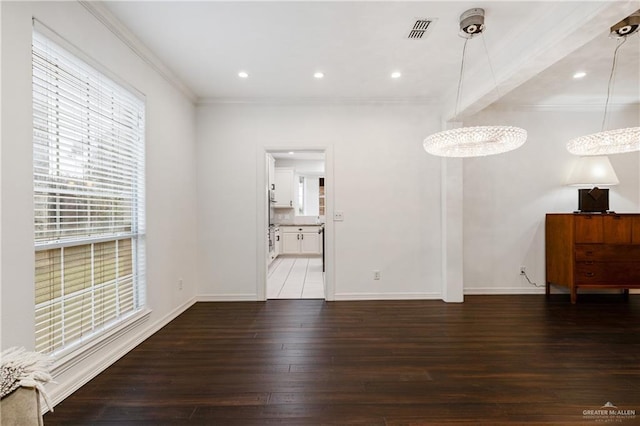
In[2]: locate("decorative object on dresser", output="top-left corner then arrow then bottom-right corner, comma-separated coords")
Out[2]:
545,213 -> 640,303
566,155 -> 619,213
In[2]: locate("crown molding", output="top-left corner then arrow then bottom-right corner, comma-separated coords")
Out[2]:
197,98 -> 639,113
78,1 -> 197,103
488,102 -> 640,113
196,96 -> 441,107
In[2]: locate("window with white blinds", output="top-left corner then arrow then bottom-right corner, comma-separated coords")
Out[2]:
32,29 -> 146,355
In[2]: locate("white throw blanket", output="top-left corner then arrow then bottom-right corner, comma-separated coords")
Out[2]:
0,347 -> 54,411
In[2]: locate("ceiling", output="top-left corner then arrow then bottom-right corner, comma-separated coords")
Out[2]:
102,1 -> 640,116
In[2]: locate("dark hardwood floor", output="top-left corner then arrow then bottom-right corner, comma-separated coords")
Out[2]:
44,295 -> 640,425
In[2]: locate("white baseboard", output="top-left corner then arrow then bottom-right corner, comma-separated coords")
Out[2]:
198,293 -> 449,302
333,292 -> 441,301
197,293 -> 259,301
45,296 -> 197,413
464,287 -> 546,295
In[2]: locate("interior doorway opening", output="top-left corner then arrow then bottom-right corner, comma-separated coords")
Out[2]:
265,150 -> 326,299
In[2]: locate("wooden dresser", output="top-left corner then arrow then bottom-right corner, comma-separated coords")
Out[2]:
545,213 -> 640,303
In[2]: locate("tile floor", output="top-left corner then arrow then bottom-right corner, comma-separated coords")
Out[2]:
267,255 -> 325,299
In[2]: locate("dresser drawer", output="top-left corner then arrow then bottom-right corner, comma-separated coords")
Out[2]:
575,244 -> 640,261
546,213 -> 640,303
575,262 -> 640,284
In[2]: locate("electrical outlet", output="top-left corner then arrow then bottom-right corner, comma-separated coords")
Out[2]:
520,266 -> 526,275
334,211 -> 344,221
178,278 -> 183,290
373,270 -> 381,280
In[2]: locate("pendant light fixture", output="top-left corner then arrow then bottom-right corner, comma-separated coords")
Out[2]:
566,11 -> 640,156
423,8 -> 527,158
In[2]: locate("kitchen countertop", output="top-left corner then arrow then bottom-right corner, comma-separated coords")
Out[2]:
274,223 -> 324,227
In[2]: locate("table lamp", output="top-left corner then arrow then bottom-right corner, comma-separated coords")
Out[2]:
566,155 -> 619,213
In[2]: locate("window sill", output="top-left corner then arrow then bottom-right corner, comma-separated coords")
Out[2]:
51,308 -> 152,377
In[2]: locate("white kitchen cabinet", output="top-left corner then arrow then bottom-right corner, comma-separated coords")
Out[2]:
300,230 -> 321,254
267,154 -> 275,194
282,232 -> 300,254
274,168 -> 294,208
280,226 -> 322,255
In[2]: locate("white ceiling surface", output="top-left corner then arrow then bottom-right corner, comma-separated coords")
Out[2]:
104,1 -> 640,112
500,26 -> 640,107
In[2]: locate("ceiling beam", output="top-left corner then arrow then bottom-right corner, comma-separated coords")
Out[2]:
448,0 -> 640,121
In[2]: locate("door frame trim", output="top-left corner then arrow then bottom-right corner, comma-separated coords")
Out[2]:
256,146 -> 334,301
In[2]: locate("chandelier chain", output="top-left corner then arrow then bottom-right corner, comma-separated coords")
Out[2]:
601,37 -> 627,131
423,8 -> 528,158
454,37 -> 469,120
482,33 -> 501,99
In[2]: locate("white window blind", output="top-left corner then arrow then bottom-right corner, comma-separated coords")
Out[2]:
32,29 -> 146,355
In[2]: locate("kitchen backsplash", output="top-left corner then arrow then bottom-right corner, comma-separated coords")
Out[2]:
273,214 -> 325,225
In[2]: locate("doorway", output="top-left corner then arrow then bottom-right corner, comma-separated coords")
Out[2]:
265,149 -> 326,299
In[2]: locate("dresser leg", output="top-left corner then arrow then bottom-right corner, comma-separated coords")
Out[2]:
623,289 -> 629,301
570,288 -> 577,304
545,281 -> 550,298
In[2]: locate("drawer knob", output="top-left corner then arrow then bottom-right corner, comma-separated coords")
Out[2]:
585,272 -> 595,277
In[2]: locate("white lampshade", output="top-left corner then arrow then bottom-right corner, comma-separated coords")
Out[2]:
566,155 -> 619,187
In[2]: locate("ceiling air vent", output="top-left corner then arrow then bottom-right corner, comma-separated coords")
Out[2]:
407,19 -> 433,39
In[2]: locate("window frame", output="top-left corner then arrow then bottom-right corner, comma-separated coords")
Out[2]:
32,22 -> 147,359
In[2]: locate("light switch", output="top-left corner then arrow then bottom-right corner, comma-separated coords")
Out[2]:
334,211 -> 344,221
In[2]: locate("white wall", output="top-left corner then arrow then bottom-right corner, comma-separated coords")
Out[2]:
462,105 -> 640,294
196,102 -> 640,301
196,103 -> 444,300
1,1 -> 198,406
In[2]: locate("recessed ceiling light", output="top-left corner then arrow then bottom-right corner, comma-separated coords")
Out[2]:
288,151 -> 295,155
573,71 -> 587,79
391,71 -> 402,79
238,71 -> 249,78
313,72 -> 324,79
